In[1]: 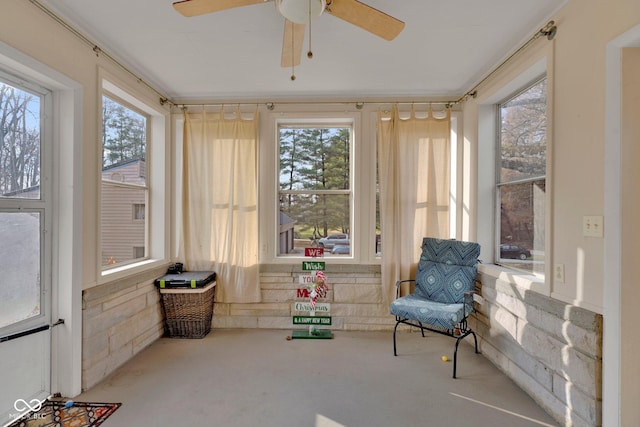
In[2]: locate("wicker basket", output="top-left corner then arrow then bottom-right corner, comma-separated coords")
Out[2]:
159,281 -> 216,338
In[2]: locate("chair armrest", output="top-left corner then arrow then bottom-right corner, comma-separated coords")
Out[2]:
463,291 -> 475,316
395,279 -> 415,299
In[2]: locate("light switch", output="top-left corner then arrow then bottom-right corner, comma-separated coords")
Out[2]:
583,215 -> 604,238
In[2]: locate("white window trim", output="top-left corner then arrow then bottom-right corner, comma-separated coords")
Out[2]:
0,39 -> 85,398
259,105 -> 461,265
475,42 -> 553,295
98,69 -> 169,283
260,108 -> 379,264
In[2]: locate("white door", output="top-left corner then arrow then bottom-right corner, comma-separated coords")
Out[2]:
0,73 -> 53,424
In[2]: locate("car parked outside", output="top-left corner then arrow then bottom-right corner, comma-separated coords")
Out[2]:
500,244 -> 531,260
331,245 -> 350,255
318,233 -> 349,249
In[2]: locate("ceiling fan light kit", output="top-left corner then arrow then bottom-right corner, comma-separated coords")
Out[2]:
276,0 -> 326,25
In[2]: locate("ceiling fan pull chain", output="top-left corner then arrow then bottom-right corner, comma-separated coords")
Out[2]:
290,20 -> 296,81
307,0 -> 313,59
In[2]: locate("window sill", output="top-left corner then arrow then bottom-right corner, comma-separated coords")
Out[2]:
478,263 -> 549,295
94,258 -> 169,288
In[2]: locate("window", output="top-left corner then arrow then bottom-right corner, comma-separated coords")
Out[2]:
496,77 -> 547,275
0,72 -> 50,330
133,203 -> 145,220
278,123 -> 352,257
101,94 -> 148,267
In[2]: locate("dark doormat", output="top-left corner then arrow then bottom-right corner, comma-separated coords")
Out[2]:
7,398 -> 121,427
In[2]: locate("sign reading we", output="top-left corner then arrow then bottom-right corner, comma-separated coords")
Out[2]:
304,247 -> 324,257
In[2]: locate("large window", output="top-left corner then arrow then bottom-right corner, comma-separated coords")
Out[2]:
101,94 -> 148,267
0,73 -> 50,331
278,123 -> 352,257
497,77 -> 547,275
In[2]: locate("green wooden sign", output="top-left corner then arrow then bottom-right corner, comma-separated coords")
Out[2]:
302,261 -> 325,271
293,316 -> 332,325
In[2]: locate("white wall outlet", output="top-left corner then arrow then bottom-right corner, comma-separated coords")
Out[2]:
554,264 -> 565,283
583,215 -> 604,237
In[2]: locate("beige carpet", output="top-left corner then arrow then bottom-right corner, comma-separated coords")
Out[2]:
77,329 -> 559,427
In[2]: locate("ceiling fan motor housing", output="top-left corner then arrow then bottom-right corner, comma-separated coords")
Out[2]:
276,0 -> 326,24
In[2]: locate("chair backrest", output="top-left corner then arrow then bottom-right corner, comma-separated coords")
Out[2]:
414,237 -> 481,304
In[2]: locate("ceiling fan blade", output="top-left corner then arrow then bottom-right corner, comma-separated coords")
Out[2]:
326,0 -> 405,41
281,19 -> 305,68
173,0 -> 267,17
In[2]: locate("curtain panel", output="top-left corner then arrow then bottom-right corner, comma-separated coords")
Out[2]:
179,109 -> 260,303
377,106 -> 451,304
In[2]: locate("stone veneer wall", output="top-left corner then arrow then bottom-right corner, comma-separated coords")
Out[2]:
213,264 -> 391,331
80,261 -> 602,427
82,266 -> 166,390
474,266 -> 603,427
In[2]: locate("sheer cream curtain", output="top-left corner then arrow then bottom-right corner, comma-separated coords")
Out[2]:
377,105 -> 451,304
179,108 -> 260,303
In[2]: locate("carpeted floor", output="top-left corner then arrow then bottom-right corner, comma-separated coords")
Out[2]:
77,329 -> 559,427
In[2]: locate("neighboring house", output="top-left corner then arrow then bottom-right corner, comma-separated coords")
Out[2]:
101,158 -> 146,266
278,211 -> 296,254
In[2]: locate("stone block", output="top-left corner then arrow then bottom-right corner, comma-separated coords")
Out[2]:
83,294 -> 147,337
332,303 -> 388,318
82,330 -> 109,366
230,303 -> 290,316
495,290 -> 528,319
213,302 -> 230,316
494,305 -> 518,340
260,279 -> 296,290
261,289 -> 295,303
102,286 -> 150,311
260,275 -> 294,284
527,304 -> 602,357
333,284 -> 381,303
108,305 -> 161,352
132,323 -> 164,354
553,372 -> 601,426
518,321 -> 563,369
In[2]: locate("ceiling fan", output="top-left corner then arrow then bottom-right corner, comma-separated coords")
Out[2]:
172,0 -> 405,75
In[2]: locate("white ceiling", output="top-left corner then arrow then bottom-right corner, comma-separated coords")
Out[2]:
39,0 -> 565,102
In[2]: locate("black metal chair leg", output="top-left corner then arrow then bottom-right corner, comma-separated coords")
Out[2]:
393,321 -> 401,356
419,322 -> 425,337
471,330 -> 479,354
453,335 -> 462,378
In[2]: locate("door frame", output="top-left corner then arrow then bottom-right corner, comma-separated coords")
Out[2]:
0,41 -> 84,399
604,23 -> 640,427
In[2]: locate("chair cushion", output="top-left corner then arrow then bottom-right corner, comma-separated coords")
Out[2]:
414,238 -> 480,304
420,237 -> 480,267
390,294 -> 469,330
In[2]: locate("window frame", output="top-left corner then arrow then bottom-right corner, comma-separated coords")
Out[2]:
0,68 -> 53,337
494,75 -> 547,277
474,42 -> 553,295
100,91 -> 150,268
276,119 -> 354,258
260,110 -> 379,264
98,71 -> 169,282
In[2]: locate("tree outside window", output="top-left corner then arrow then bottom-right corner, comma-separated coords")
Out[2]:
497,77 -> 547,275
0,78 -> 44,329
101,95 -> 148,267
278,125 -> 351,256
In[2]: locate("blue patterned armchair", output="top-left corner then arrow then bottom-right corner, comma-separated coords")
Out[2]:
390,237 -> 481,378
